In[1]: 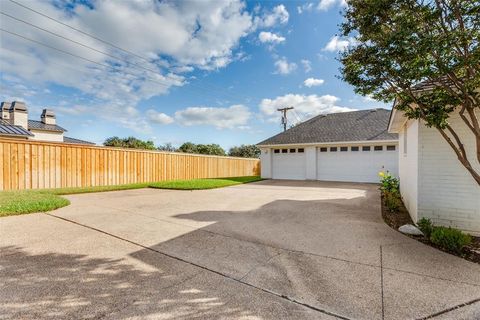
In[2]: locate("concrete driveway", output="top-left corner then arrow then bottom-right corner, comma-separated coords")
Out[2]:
1,180 -> 479,320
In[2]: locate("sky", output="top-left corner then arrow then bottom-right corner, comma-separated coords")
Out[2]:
0,0 -> 389,149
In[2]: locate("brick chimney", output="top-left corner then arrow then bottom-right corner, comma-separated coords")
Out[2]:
1,102 -> 11,120
9,101 -> 28,129
41,109 -> 56,125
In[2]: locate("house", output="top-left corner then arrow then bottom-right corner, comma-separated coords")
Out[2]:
257,108 -> 398,183
0,101 -> 94,145
388,100 -> 480,235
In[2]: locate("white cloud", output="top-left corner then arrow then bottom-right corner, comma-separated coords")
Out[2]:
301,59 -> 312,73
174,104 -> 251,129
0,0 -> 254,129
147,109 -> 174,124
323,36 -> 357,52
297,3 -> 314,14
317,0 -> 347,11
304,78 -> 325,87
259,94 -> 355,121
254,4 -> 289,28
258,31 -> 285,44
274,57 -> 297,75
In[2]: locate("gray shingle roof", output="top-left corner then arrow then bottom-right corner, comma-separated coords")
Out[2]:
258,108 -> 398,146
411,76 -> 454,93
0,119 -> 34,137
63,136 -> 95,145
28,120 -> 66,132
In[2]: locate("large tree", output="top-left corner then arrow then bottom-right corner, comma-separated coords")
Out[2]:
178,142 -> 226,156
228,144 -> 261,158
340,0 -> 480,185
103,136 -> 156,150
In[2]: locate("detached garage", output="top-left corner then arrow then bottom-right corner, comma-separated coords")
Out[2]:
258,108 -> 398,183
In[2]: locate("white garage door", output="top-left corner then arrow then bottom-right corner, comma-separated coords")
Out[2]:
317,145 -> 398,183
272,148 -> 306,180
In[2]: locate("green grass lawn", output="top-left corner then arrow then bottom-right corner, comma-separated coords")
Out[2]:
0,191 -> 70,217
0,176 -> 262,217
149,176 -> 262,190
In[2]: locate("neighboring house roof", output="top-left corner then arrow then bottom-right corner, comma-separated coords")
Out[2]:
257,108 -> 398,146
63,136 -> 95,145
28,120 -> 66,132
388,76 -> 457,133
411,75 -> 454,93
0,119 -> 34,137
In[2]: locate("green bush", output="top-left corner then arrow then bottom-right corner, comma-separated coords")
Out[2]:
379,171 -> 401,212
379,171 -> 399,194
417,218 -> 434,238
384,191 -> 401,212
430,226 -> 472,254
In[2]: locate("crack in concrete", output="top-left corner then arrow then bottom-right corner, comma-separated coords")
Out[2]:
46,213 -> 352,320
239,251 -> 285,281
380,245 -> 385,320
416,298 -> 480,320
59,205 -> 480,289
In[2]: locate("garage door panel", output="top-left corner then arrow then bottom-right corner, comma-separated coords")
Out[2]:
272,153 -> 306,180
317,147 -> 398,183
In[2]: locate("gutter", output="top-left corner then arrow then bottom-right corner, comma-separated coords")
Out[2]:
257,139 -> 399,148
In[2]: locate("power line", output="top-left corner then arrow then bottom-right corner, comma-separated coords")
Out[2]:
8,0 -> 151,64
0,28 -> 175,89
292,109 -> 303,124
0,11 -> 167,78
0,11 -> 244,102
0,45 -> 233,105
6,0 -> 251,103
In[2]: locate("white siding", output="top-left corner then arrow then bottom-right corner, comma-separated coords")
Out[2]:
398,120 -> 419,221
260,148 -> 272,179
305,146 -> 317,179
30,130 -> 64,142
417,112 -> 480,235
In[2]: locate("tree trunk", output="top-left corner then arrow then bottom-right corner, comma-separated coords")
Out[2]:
436,127 -> 480,186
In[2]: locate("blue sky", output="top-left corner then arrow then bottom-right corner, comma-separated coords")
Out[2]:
0,0 -> 388,149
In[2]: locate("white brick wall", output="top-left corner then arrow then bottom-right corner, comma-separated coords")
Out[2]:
30,130 -> 64,142
259,148 -> 272,178
417,111 -> 480,235
398,120 -> 419,221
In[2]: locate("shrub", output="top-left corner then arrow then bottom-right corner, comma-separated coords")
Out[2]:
379,171 -> 401,212
379,171 -> 399,194
430,226 -> 472,254
417,218 -> 434,238
384,191 -> 401,212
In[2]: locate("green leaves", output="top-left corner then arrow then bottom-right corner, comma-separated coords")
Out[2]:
178,142 -> 226,156
340,0 -> 479,113
103,136 -> 156,150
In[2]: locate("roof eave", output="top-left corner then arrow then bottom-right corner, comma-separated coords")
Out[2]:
28,128 -> 66,133
387,101 -> 408,133
257,139 -> 399,148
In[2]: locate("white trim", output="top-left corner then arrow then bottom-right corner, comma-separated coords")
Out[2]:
258,140 -> 398,148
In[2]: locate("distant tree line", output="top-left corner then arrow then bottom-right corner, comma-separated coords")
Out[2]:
103,137 -> 260,158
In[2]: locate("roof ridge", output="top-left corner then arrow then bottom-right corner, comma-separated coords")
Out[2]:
257,107 -> 397,146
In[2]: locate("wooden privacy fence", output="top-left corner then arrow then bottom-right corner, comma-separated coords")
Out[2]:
0,139 -> 261,191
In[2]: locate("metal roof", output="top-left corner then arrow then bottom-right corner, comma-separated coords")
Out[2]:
63,136 -> 95,145
0,119 -> 34,137
28,120 -> 66,132
258,108 -> 398,146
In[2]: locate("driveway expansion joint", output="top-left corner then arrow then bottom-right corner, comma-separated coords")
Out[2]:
46,213 -> 352,320
416,298 -> 480,320
380,246 -> 385,320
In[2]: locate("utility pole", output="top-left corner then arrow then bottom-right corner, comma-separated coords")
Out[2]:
277,107 -> 294,131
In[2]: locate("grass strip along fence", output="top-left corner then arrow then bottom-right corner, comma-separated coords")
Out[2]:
0,139 -> 260,191
0,176 -> 263,217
